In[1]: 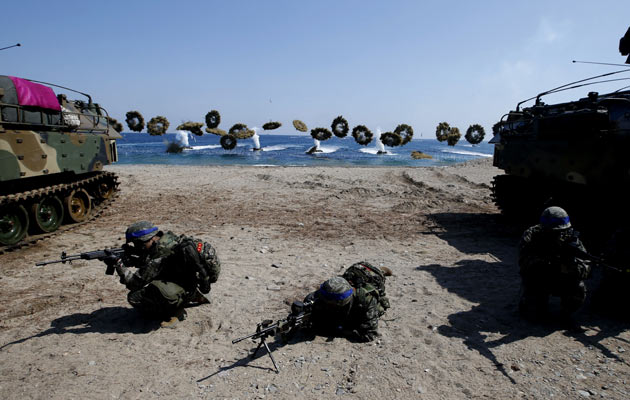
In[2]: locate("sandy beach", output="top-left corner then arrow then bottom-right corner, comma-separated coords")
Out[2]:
1,158 -> 629,399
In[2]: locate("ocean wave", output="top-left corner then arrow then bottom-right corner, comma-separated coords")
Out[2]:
186,144 -> 222,150
116,132 -> 494,166
306,145 -> 339,154
359,148 -> 395,155
117,142 -> 164,147
262,144 -> 291,151
441,149 -> 492,157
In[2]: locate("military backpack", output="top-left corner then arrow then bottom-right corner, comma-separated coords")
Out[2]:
342,261 -> 390,311
176,235 -> 221,294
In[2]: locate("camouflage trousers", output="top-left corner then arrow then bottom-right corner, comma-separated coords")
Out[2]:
127,280 -> 188,320
519,276 -> 586,317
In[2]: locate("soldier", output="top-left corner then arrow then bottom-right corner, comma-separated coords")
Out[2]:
518,207 -> 591,324
302,263 -> 390,342
106,221 -> 221,328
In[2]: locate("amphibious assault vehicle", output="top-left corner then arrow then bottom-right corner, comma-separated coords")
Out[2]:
490,82 -> 630,236
0,76 -> 120,250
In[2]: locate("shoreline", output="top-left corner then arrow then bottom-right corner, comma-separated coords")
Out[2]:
107,156 -> 494,170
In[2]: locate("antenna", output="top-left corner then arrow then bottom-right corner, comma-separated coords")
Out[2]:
25,78 -> 93,105
573,60 -> 630,68
516,67 -> 630,111
0,43 -> 21,51
542,77 -> 630,96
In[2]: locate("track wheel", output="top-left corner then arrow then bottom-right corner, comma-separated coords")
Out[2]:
64,188 -> 92,223
0,204 -> 29,246
30,195 -> 64,233
95,180 -> 116,201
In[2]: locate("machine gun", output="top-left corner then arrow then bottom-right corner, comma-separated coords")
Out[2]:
232,300 -> 313,373
36,247 -> 133,275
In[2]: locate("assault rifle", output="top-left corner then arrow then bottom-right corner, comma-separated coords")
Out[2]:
36,247 -> 134,275
560,239 -> 627,274
232,299 -> 313,373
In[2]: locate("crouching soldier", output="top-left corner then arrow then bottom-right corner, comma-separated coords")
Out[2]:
303,262 -> 391,342
107,221 -> 221,328
518,207 -> 591,325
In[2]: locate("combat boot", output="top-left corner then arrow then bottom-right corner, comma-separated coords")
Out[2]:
187,289 -> 211,307
160,308 -> 187,329
559,310 -> 584,333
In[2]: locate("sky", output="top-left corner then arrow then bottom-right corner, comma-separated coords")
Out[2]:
2,1 -> 629,140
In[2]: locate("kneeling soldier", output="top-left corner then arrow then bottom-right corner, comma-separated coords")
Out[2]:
107,221 -> 221,328
518,207 -> 591,324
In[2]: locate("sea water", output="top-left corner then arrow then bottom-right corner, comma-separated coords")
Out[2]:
115,132 -> 493,167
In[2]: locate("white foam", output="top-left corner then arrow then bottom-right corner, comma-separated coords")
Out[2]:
360,148 -> 393,155
187,144 -> 222,150
375,128 -> 386,153
174,130 -> 191,147
262,145 -> 290,151
442,149 -> 492,157
307,145 -> 339,154
252,128 -> 261,149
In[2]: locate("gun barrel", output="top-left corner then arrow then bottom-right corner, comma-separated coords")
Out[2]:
35,260 -> 59,266
232,332 -> 259,344
232,323 -> 279,344
35,247 -> 125,267
35,255 -> 82,266
565,244 -> 626,273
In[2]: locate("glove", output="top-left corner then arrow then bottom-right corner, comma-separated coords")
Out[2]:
103,248 -> 122,265
115,262 -> 129,284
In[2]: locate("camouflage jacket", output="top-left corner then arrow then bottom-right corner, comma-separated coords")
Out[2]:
304,283 -> 386,342
118,231 -> 219,293
518,225 -> 590,281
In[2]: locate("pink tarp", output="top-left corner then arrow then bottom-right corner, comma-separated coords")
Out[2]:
8,76 -> 61,111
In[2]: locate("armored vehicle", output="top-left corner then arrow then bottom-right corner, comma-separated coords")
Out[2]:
490,82 -> 630,236
0,75 -> 120,250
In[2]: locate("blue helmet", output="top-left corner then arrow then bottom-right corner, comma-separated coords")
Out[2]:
540,207 -> 571,230
317,277 -> 354,306
125,221 -> 158,243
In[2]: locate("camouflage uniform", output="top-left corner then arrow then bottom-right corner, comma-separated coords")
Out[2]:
116,223 -> 220,320
518,224 -> 590,317
304,276 -> 386,342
